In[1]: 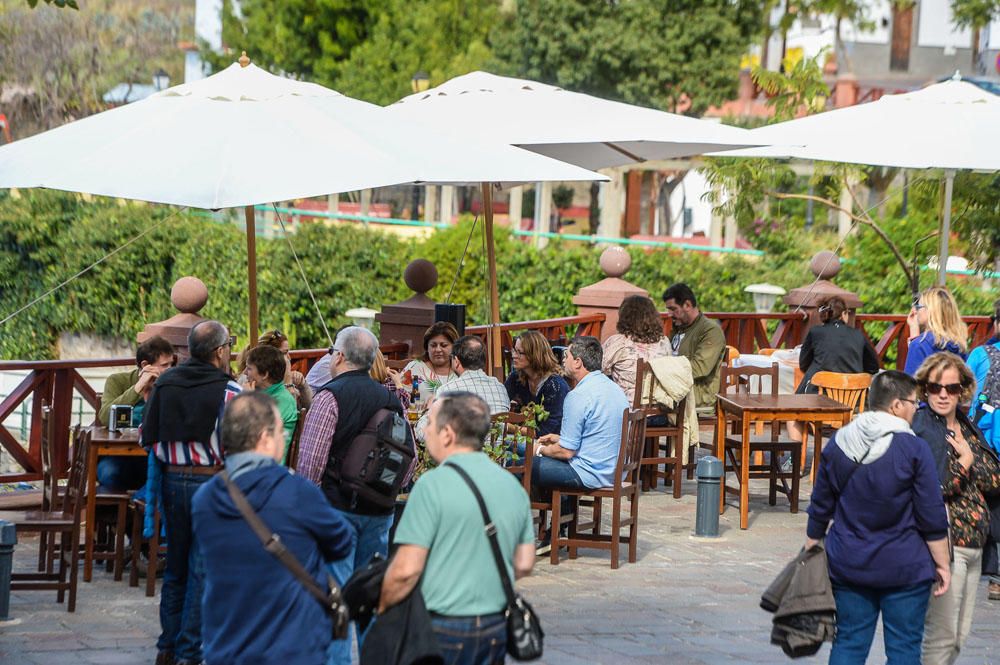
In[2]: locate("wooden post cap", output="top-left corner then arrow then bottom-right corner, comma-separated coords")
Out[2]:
239,51 -> 250,68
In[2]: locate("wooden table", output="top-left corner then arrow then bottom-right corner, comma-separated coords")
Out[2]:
715,393 -> 851,530
84,426 -> 144,582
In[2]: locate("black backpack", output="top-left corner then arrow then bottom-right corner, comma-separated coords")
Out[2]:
333,408 -> 414,509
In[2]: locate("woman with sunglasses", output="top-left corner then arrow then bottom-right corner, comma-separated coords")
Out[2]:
912,352 -> 1000,664
904,286 -> 968,376
504,330 -> 569,437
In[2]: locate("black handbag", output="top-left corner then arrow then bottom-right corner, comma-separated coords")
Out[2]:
447,464 -> 544,661
221,471 -> 350,640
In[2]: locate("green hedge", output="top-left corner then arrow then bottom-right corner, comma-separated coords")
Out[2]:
0,191 -> 995,360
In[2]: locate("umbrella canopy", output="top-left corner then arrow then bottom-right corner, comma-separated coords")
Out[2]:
721,79 -> 1000,170
714,78 -> 1000,285
388,71 -> 763,170
0,63 -> 602,209
0,60 -> 604,352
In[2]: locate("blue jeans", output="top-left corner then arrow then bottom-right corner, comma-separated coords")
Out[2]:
96,456 -> 147,492
157,471 -> 212,662
531,456 -> 586,518
830,581 -> 932,665
431,613 -> 506,665
325,509 -> 394,665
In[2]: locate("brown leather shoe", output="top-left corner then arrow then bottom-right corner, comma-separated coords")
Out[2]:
989,582 -> 1000,601
155,652 -> 175,665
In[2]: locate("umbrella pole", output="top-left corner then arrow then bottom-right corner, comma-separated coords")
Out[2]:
245,205 -> 259,346
482,183 -> 502,378
937,170 -> 955,286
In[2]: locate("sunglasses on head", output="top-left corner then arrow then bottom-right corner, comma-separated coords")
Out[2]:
924,381 -> 963,396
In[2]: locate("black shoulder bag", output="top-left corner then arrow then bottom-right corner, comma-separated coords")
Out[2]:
447,464 -> 544,661
220,471 -> 350,640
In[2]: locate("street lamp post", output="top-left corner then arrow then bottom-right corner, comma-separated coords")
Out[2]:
153,69 -> 170,91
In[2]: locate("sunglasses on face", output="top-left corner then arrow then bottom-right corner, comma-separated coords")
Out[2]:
924,382 -> 963,396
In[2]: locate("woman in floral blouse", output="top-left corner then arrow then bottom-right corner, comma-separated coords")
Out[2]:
913,352 -> 1000,665
602,295 -> 672,404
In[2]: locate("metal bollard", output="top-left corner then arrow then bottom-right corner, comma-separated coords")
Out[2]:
694,456 -> 723,538
0,520 -> 15,620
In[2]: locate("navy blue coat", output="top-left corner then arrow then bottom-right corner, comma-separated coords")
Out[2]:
807,430 -> 948,588
193,463 -> 352,665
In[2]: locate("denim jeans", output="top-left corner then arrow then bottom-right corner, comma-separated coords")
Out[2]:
325,509 -> 394,665
96,456 -> 148,492
157,470 -> 213,662
431,613 -> 506,665
829,581 -> 932,665
531,456 -> 586,518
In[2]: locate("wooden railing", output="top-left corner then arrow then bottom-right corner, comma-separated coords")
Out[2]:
1,312 -> 991,483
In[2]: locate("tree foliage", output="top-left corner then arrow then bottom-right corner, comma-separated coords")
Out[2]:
492,0 -> 761,115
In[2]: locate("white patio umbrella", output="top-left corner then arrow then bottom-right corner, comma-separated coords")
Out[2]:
716,77 -> 1000,284
0,57 -> 604,354
388,71 -> 763,170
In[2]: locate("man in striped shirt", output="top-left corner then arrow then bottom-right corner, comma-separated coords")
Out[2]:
141,320 -> 241,665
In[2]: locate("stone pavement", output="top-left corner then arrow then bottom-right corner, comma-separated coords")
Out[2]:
1,476 -> 998,665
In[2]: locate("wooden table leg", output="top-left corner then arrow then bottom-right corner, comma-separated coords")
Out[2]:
716,403 -> 726,515
740,415 -> 751,530
810,419 -> 821,483
84,447 -> 97,583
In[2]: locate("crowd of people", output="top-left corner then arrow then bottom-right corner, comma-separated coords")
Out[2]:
94,282 -> 1000,665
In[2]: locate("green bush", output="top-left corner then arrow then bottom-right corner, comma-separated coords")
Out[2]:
0,191 -> 994,361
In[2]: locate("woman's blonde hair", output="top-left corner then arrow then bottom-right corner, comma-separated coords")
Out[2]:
913,351 -> 976,404
236,329 -> 290,373
919,286 -> 968,354
370,350 -> 388,383
513,330 -> 561,385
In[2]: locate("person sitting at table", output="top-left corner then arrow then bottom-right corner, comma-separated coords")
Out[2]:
602,295 -> 672,404
370,349 -> 411,410
97,335 -> 175,491
504,330 -> 570,437
662,282 -> 726,411
244,345 -> 298,462
402,321 -> 459,397
797,296 -> 879,393
904,286 -> 968,376
532,336 -> 628,551
237,329 -> 313,411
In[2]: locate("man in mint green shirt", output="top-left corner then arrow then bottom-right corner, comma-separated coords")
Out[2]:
245,345 -> 298,460
380,392 -> 535,663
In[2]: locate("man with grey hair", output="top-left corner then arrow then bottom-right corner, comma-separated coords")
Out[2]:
379,392 -> 534,660
297,326 -> 411,665
141,319 -> 241,665
532,336 -> 628,550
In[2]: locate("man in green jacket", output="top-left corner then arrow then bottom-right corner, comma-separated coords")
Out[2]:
98,335 -> 175,490
663,283 -> 726,410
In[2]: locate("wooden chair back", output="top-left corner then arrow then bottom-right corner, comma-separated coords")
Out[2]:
810,371 -> 872,413
491,411 -> 535,494
725,346 -> 740,363
617,408 -> 648,488
62,428 -> 90,523
286,408 -> 308,471
727,363 -> 779,397
40,403 -> 57,511
386,358 -> 409,371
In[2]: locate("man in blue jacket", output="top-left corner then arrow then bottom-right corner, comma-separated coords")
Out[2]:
193,391 -> 352,665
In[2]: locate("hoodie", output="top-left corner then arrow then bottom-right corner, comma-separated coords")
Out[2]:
807,413 -> 949,588
192,461 -> 352,665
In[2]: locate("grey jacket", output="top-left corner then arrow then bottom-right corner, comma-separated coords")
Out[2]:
761,544 -> 837,658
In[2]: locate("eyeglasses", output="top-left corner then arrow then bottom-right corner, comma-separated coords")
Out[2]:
511,348 -> 525,357
924,382 -> 963,396
328,346 -> 343,356
216,335 -> 236,351
898,398 -> 918,406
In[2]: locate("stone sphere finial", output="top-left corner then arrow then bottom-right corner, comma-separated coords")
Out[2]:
404,259 -> 438,294
171,276 -> 209,314
810,251 -> 841,280
599,246 -> 631,278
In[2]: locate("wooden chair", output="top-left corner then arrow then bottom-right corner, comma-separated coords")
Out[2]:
285,408 -> 308,471
550,409 -> 646,569
806,372 -> 872,473
491,412 -> 556,541
721,364 -> 802,516
633,358 -> 687,498
128,492 -> 163,597
689,363 -> 742,478
0,427 -> 89,611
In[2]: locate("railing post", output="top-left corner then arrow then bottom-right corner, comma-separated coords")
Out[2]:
51,369 -> 74,476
